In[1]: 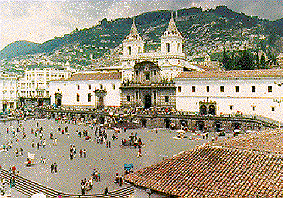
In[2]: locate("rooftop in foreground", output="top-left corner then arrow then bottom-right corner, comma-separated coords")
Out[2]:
125,129 -> 283,197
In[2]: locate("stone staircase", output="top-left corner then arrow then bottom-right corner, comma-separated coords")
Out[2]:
0,169 -> 135,198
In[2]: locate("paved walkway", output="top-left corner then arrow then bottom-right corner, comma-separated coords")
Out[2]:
0,118 -> 214,197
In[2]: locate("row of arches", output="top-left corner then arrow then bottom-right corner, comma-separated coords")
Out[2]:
200,104 -> 216,115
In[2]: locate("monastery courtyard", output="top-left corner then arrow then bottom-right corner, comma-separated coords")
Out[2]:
0,118 -> 223,197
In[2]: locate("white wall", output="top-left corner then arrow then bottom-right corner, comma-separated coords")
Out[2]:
49,79 -> 121,107
176,78 -> 283,122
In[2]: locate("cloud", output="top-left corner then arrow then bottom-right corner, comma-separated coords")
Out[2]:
0,0 -> 282,50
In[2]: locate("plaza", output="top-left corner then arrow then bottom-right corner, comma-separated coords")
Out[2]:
0,117 -> 213,197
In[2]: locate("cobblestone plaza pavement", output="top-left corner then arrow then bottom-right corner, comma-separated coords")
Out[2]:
0,118 -> 212,197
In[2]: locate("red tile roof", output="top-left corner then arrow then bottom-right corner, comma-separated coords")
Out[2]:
212,129 -> 283,154
67,72 -> 122,81
176,69 -> 283,79
125,130 -> 283,197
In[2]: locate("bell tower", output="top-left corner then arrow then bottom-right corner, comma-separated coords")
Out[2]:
122,18 -> 144,56
121,18 -> 145,80
161,12 -> 183,55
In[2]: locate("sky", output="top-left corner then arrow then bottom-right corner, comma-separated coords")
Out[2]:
0,0 -> 283,50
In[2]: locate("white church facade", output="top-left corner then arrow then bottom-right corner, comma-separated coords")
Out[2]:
48,15 -> 283,124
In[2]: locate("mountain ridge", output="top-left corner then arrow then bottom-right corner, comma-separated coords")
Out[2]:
0,6 -> 282,65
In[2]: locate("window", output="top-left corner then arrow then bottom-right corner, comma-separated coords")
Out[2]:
177,43 -> 180,52
220,86 -> 224,92
100,84 -> 103,89
252,86 -> 256,92
77,94 -> 80,102
206,86 -> 209,92
165,96 -> 169,102
145,73 -> 150,80
77,85 -> 80,90
268,86 -> 272,92
271,107 -> 275,111
89,85 -> 91,90
166,43 -> 170,53
136,91 -> 139,99
113,84 -> 116,90
88,93 -> 91,102
192,86 -> 196,92
128,46 -> 132,55
235,86 -> 239,92
230,105 -> 233,110
252,106 -> 256,111
153,70 -> 156,75
127,95 -> 130,102
178,86 -> 182,92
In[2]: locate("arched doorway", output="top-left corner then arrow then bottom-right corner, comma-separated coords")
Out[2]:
208,105 -> 216,115
141,119 -> 147,128
199,105 -> 207,115
38,98 -> 43,107
95,89 -> 107,109
215,122 -> 221,132
197,121 -> 205,131
99,116 -> 105,124
233,122 -> 241,130
144,94 -> 151,109
55,93 -> 62,107
165,118 -> 171,128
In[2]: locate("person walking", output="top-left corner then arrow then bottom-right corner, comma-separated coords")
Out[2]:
70,152 -> 74,160
42,139 -> 46,148
104,187 -> 108,195
83,149 -> 86,158
51,163 -> 54,173
137,148 -> 142,158
79,149 -> 83,158
54,163 -> 57,173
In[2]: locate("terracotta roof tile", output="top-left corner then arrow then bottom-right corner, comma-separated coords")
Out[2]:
176,69 -> 283,79
124,130 -> 283,197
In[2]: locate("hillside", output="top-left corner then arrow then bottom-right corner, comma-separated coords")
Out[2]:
0,41 -> 39,59
0,6 -> 282,73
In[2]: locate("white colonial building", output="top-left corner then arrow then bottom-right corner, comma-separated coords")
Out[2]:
49,72 -> 121,108
18,68 -> 72,98
120,15 -> 201,81
0,74 -> 18,112
17,68 -> 73,107
46,15 -> 283,125
175,69 -> 283,122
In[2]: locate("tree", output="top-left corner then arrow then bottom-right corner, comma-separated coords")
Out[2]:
259,54 -> 266,68
221,48 -> 233,70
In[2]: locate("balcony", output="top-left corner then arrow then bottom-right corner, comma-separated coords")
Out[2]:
121,80 -> 175,89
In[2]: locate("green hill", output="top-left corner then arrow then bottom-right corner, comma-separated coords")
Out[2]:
0,41 -> 40,59
0,6 -> 282,61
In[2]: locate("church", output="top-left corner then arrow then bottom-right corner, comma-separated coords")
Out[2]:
48,14 -> 283,124
49,14 -> 199,110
